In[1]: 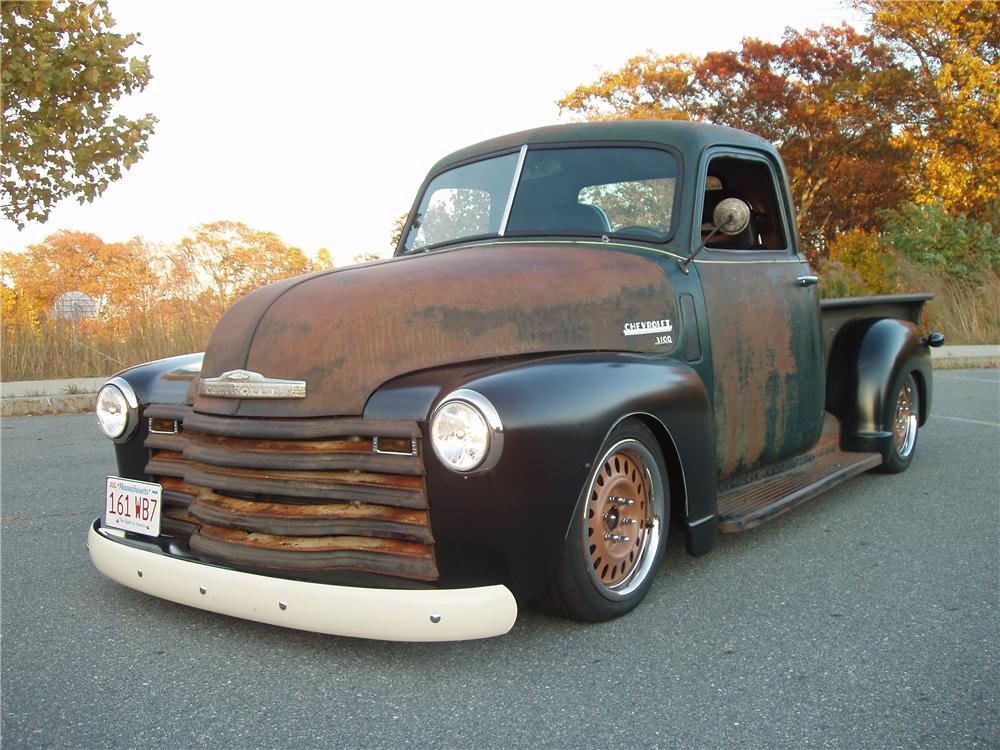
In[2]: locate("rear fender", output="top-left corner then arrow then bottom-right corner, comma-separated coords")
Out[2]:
826,318 -> 932,462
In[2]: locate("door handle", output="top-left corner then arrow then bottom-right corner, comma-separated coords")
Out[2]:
796,275 -> 819,287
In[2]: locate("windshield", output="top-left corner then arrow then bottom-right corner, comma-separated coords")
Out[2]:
402,146 -> 678,253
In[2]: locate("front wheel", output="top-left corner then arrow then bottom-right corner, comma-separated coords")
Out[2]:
877,372 -> 919,474
536,420 -> 668,622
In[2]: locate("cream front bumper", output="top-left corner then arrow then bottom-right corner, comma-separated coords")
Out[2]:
88,522 -> 517,642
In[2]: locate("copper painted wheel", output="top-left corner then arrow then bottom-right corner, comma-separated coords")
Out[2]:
893,374 -> 918,459
583,438 -> 664,599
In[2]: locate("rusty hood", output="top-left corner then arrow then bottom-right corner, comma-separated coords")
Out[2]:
193,242 -> 677,418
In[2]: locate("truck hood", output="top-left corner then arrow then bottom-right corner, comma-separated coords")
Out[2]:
193,242 -> 677,418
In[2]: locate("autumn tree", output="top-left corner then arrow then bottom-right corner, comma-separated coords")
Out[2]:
171,221 -> 312,304
559,26 -> 910,257
858,0 -> 999,225
0,0 -> 156,227
389,211 -> 408,250
314,247 -> 334,270
1,230 -> 159,322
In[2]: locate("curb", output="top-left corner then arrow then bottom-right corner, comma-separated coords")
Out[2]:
931,345 -> 999,370
2,393 -> 97,418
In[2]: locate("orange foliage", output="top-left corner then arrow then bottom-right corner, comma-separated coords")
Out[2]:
1,222 -> 333,379
560,26 -> 912,259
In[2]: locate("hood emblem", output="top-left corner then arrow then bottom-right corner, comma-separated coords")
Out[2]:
199,369 -> 306,399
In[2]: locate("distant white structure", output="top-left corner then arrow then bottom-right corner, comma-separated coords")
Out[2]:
50,291 -> 98,338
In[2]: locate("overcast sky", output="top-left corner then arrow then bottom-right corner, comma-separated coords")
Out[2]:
2,0 -> 864,265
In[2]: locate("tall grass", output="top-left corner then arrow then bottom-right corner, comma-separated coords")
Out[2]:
2,307 -> 220,381
2,269 -> 997,382
897,262 -> 1000,344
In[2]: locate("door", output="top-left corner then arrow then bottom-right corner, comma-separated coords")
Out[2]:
694,150 -> 825,480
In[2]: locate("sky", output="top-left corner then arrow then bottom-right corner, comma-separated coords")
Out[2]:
2,0 -> 866,266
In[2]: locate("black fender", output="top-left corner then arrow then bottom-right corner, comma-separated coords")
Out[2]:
365,352 -> 717,602
826,318 -> 933,462
108,353 -> 204,479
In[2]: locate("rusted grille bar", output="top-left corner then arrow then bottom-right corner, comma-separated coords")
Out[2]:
183,464 -> 427,507
189,525 -> 439,581
183,412 -> 419,440
145,404 -> 192,421
159,476 -> 198,507
188,491 -> 433,543
146,451 -> 188,479
141,406 -> 437,581
184,433 -> 424,475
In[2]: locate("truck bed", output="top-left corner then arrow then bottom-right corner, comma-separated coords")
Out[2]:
819,293 -> 932,361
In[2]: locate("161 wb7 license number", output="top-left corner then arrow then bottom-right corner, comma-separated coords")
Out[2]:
104,476 -> 162,537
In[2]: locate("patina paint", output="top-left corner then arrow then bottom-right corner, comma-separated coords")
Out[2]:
697,258 -> 825,479
196,242 -> 678,418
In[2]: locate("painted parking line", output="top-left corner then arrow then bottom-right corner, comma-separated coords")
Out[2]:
934,414 -> 1000,428
935,375 -> 1000,384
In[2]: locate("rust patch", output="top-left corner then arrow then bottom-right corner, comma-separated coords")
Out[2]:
196,243 -> 677,417
698,260 -> 825,479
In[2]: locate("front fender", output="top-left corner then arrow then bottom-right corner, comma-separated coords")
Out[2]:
365,352 -> 716,602
106,353 -> 204,478
826,318 -> 932,461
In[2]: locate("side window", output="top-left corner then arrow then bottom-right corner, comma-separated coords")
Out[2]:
410,188 -> 493,250
578,177 -> 676,235
701,156 -> 787,250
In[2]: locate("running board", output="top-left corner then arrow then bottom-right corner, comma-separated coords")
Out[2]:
717,418 -> 882,533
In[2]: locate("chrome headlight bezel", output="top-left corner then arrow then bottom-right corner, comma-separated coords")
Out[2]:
96,377 -> 140,443
429,388 -> 504,474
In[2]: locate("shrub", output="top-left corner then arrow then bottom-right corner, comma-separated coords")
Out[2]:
826,229 -> 898,294
817,260 -> 871,298
881,201 -> 1000,279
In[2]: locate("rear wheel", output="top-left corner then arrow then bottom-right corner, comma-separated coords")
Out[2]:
878,372 -> 919,474
537,420 -> 668,621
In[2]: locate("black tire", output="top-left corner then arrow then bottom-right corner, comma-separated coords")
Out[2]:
877,372 -> 919,474
536,419 -> 669,622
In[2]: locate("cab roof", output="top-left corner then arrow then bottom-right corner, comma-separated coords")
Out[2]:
429,120 -> 775,175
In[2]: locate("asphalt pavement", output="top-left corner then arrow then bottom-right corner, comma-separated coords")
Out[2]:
1,370 -> 998,749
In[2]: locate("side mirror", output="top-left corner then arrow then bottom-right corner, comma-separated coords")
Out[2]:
713,198 -> 751,236
926,332 -> 945,348
678,197 -> 753,274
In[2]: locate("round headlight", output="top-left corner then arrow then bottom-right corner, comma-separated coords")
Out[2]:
430,389 -> 503,474
96,378 -> 138,441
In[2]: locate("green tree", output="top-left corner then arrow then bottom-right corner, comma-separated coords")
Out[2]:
1,0 -> 156,227
881,201 -> 1000,278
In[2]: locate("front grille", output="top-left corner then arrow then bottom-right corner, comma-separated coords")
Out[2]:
143,404 -> 437,582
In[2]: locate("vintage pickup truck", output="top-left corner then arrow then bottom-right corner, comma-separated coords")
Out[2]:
89,120 -> 944,641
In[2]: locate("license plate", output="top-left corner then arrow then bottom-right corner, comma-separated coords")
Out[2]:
104,477 -> 162,537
